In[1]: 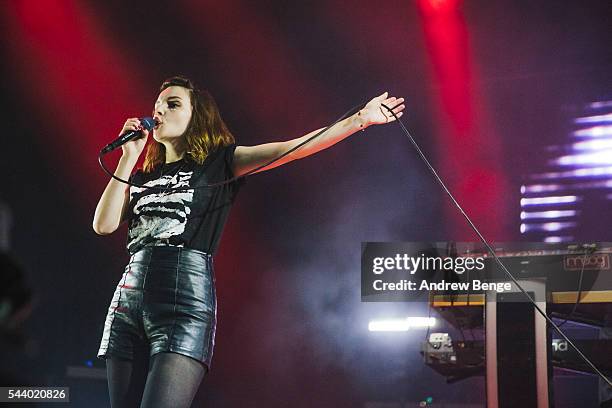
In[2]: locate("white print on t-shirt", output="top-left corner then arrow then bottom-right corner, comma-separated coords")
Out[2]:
127,171 -> 194,245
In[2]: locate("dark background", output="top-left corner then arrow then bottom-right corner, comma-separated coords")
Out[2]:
1,0 -> 611,406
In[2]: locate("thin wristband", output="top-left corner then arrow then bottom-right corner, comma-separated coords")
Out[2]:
357,111 -> 366,132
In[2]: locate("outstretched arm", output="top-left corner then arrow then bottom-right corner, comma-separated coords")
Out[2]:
233,92 -> 404,177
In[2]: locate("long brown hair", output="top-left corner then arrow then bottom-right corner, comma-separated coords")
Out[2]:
142,76 -> 235,172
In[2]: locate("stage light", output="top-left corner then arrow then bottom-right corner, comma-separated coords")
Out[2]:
532,166 -> 612,180
571,139 -> 612,150
419,0 -> 507,240
369,319 -> 409,332
544,236 -> 574,243
418,0 -> 461,15
520,210 -> 577,220
368,317 -> 436,332
589,101 -> 612,109
554,151 -> 612,166
522,100 -> 612,243
520,196 -> 579,206
573,125 -> 612,138
520,222 -> 577,233
407,317 -> 436,328
574,113 -> 612,124
521,184 -> 562,193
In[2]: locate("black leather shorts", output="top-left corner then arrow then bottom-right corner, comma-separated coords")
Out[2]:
97,246 -> 216,370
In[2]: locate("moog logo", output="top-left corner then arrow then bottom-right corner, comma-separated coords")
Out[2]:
564,254 -> 610,271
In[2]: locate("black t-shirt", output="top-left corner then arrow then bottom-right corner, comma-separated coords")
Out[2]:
125,144 -> 243,255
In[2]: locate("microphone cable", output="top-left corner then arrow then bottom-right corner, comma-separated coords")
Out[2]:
379,102 -> 612,387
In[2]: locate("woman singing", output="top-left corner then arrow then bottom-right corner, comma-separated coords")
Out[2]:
93,76 -> 404,407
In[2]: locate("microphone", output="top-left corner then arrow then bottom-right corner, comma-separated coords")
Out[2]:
100,117 -> 157,154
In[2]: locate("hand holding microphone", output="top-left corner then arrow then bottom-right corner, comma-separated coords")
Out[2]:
100,117 -> 157,156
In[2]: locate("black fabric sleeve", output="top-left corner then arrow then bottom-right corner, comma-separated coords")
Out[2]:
224,144 -> 246,192
223,144 -> 238,175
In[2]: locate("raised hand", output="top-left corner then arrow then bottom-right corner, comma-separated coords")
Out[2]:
360,92 -> 405,127
119,118 -> 149,159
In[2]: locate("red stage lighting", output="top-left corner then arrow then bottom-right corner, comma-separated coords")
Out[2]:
418,0 -> 462,16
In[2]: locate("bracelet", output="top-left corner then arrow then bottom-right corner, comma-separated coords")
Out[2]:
357,111 -> 366,132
